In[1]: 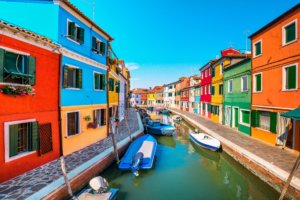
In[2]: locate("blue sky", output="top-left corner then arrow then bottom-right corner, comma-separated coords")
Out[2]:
70,0 -> 299,89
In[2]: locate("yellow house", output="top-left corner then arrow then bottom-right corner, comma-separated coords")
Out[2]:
211,50 -> 246,124
147,90 -> 156,106
108,61 -> 120,117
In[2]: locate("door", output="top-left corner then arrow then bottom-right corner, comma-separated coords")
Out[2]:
233,107 -> 238,128
225,106 -> 231,126
205,103 -> 208,117
219,105 -> 223,124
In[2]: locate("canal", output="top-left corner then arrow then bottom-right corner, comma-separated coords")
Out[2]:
100,114 -> 280,200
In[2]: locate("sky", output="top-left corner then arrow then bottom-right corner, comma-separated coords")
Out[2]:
70,0 -> 299,89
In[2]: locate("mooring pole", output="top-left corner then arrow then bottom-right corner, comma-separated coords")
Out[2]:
124,108 -> 132,142
110,107 -> 120,164
279,154 -> 300,200
60,156 -> 78,200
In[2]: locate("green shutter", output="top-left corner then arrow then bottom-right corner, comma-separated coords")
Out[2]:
109,78 -> 114,91
116,81 -> 120,93
28,56 -> 36,85
212,67 -> 215,77
100,42 -> 106,55
270,112 -> 277,133
100,74 -> 105,90
63,65 -> 69,88
9,124 -> 18,157
92,37 -> 97,51
287,65 -> 296,89
256,74 -> 261,91
286,22 -> 296,43
68,22 -> 75,38
255,42 -> 261,56
78,27 -> 84,44
76,69 -> 82,88
251,110 -> 260,127
212,86 -> 215,95
0,49 -> 5,82
30,122 -> 39,151
94,73 -> 100,89
242,111 -> 250,124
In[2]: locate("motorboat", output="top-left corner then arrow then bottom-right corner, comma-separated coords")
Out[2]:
145,120 -> 176,136
189,132 -> 221,151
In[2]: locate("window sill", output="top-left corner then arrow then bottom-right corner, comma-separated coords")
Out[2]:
255,127 -> 272,133
282,88 -> 298,92
94,89 -> 105,91
239,122 -> 250,127
0,82 -> 31,87
253,54 -> 262,59
92,50 -> 104,56
282,39 -> 298,47
253,91 -> 262,93
65,87 -> 81,90
5,151 -> 36,163
64,132 -> 81,138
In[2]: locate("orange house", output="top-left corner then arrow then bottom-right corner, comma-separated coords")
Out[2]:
0,21 -> 61,182
249,4 -> 300,152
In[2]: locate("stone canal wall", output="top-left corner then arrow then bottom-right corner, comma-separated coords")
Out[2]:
0,109 -> 144,200
169,108 -> 300,199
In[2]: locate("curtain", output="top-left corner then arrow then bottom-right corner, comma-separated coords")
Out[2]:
276,112 -> 291,146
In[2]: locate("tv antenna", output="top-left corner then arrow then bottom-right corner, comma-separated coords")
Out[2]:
244,29 -> 250,53
80,0 -> 96,21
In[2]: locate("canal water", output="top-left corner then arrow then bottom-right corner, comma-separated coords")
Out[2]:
100,114 -> 280,200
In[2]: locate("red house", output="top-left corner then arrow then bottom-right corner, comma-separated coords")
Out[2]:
180,77 -> 190,111
200,60 -> 216,118
0,21 -> 61,182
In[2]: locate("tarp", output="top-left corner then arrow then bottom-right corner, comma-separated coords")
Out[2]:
281,107 -> 300,121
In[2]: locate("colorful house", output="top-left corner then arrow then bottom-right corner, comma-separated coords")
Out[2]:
200,61 -> 215,118
154,86 -> 164,107
118,60 -> 127,121
147,89 -> 156,107
188,75 -> 200,114
130,88 -> 148,107
163,81 -> 178,108
0,0 -> 114,155
0,21 -> 61,182
175,78 -> 184,109
249,3 -> 300,151
211,49 -> 246,124
180,77 -> 190,111
223,58 -> 252,135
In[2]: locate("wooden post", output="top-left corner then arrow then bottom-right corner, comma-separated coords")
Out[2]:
279,154 -> 300,200
110,107 -> 120,164
124,108 -> 132,142
60,156 -> 78,200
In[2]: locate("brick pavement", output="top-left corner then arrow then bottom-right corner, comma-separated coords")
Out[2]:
0,109 -> 140,200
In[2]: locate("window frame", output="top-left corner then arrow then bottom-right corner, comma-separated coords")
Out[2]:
66,111 -> 81,137
258,110 -> 271,132
282,19 -> 298,46
94,108 -> 106,128
241,75 -> 248,92
253,72 -> 263,93
282,63 -> 298,91
66,19 -> 83,45
93,71 -> 105,91
228,79 -> 233,93
65,65 -> 81,90
253,39 -> 262,58
92,37 -> 106,56
4,119 -> 37,162
239,109 -> 251,127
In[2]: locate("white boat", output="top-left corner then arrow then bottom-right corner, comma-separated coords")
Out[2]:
189,132 -> 221,151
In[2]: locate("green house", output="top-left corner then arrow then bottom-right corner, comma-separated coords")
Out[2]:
223,58 -> 251,135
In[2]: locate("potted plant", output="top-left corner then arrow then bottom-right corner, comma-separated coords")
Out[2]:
114,117 -> 119,127
84,115 -> 91,121
87,122 -> 98,129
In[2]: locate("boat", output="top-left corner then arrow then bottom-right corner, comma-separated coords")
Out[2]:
77,176 -> 119,200
159,109 -> 172,115
189,132 -> 221,151
172,115 -> 182,122
119,134 -> 157,176
145,120 -> 176,136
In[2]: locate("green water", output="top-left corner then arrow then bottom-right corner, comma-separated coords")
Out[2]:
101,117 -> 279,200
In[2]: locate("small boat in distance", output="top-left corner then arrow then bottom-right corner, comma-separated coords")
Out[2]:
119,134 -> 157,176
77,176 -> 119,200
172,115 -> 182,122
189,132 -> 221,151
145,120 -> 176,136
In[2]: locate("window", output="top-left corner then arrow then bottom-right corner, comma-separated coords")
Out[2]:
254,73 -> 262,92
219,84 -> 223,95
228,79 -> 233,93
283,64 -> 298,90
253,40 -> 262,57
92,37 -> 106,55
241,75 -> 248,92
208,85 -> 211,94
252,110 -> 277,133
211,85 -> 215,95
0,49 -> 36,85
220,63 -> 223,75
259,111 -> 270,131
116,81 -> 120,93
7,121 -> 38,159
282,20 -> 297,45
67,20 -> 84,44
63,65 -> 82,89
240,110 -> 250,126
109,78 -> 115,91
67,112 -> 80,136
94,109 -> 106,127
168,92 -> 172,97
94,72 -> 105,90
212,67 -> 215,77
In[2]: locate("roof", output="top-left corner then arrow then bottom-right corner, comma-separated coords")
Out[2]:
152,86 -> 164,93
249,3 -> 300,38
281,107 -> 300,120
212,54 -> 250,67
199,59 -> 218,71
163,80 -> 182,87
0,20 -> 56,46
131,88 -> 149,94
60,0 -> 113,40
223,57 -> 251,71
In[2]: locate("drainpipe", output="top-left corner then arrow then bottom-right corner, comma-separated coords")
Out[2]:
106,53 -> 110,137
57,48 -> 64,156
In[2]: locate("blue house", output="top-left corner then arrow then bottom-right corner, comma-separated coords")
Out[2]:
0,0 -> 113,155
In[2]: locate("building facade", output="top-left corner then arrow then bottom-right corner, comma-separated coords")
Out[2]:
249,4 -> 300,151
0,21 -> 61,182
200,61 -> 214,118
163,81 -> 177,108
180,77 -> 190,111
223,58 -> 252,135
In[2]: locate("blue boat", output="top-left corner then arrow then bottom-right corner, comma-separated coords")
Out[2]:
145,120 -> 176,136
119,134 -> 157,176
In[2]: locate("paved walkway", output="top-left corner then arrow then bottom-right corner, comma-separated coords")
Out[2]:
169,108 -> 300,190
0,109 -> 140,200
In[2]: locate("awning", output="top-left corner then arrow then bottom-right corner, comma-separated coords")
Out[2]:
281,107 -> 300,120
